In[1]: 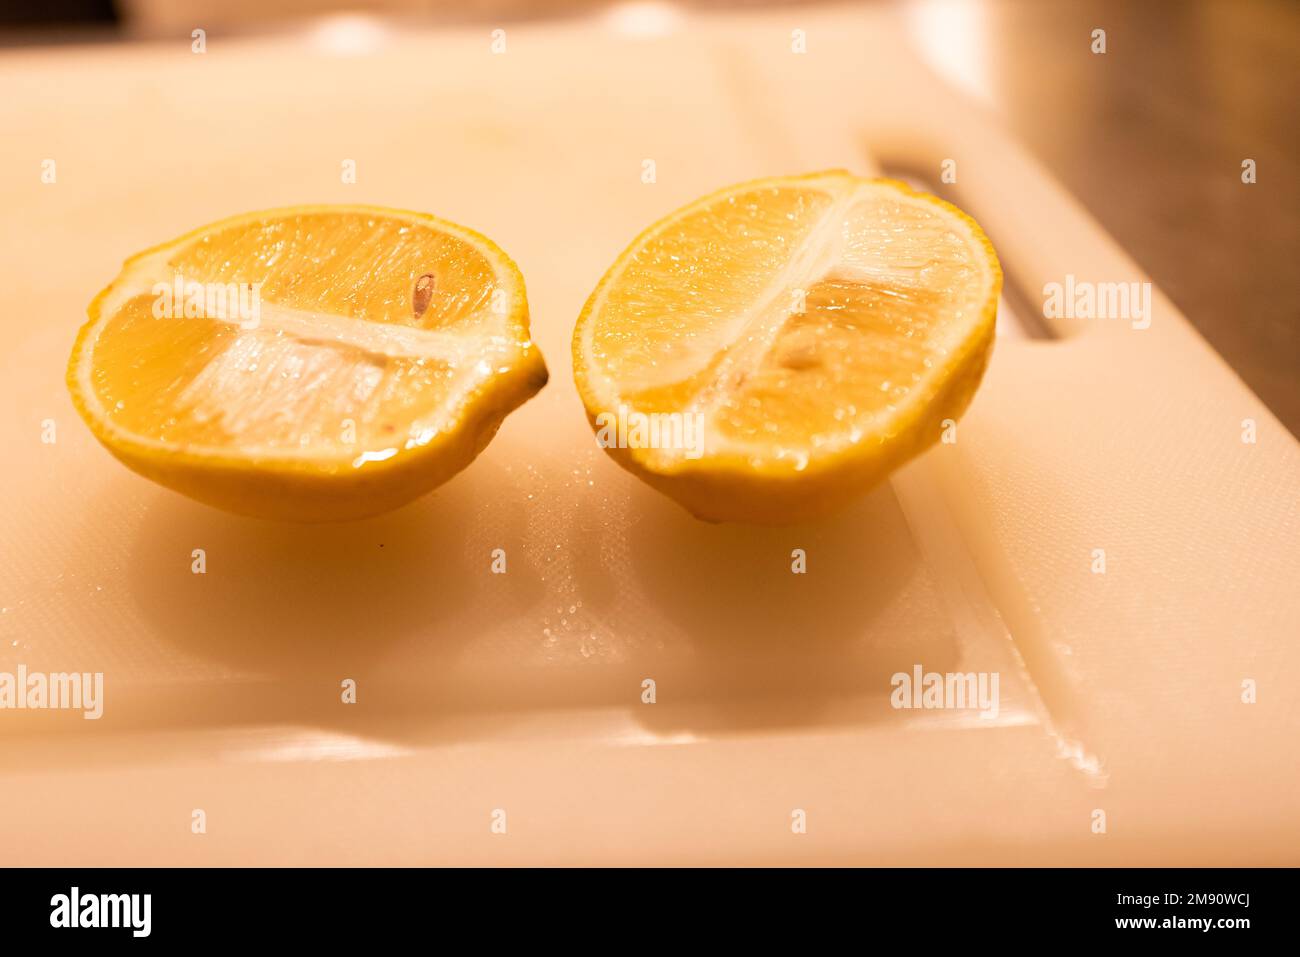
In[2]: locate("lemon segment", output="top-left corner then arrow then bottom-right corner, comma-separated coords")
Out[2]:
573,172 -> 1001,524
68,206 -> 547,521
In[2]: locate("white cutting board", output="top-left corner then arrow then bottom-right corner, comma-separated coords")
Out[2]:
1,4 -> 1297,865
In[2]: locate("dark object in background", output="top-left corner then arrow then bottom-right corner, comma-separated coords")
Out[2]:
0,0 -> 117,26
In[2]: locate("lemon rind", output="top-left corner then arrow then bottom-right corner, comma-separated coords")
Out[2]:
68,205 -> 547,487
571,171 -> 1002,521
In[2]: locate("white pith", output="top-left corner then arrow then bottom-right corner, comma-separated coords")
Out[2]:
578,175 -> 997,468
75,213 -> 526,466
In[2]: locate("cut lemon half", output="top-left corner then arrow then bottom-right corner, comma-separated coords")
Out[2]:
69,206 -> 547,521
573,171 -> 1001,524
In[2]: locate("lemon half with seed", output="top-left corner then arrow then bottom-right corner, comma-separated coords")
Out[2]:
573,171 -> 1002,524
68,206 -> 547,521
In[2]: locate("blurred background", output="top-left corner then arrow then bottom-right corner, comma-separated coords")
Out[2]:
2,0 -> 1297,433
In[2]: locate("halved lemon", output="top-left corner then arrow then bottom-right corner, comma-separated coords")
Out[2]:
68,206 -> 547,521
573,171 -> 1001,524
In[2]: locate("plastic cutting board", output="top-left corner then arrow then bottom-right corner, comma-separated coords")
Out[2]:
0,4 -> 1296,865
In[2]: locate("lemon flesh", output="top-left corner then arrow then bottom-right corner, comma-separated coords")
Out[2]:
69,207 -> 547,521
573,172 -> 1001,524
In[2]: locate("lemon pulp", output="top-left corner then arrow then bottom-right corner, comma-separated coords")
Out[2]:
573,171 -> 1001,524
69,207 -> 547,521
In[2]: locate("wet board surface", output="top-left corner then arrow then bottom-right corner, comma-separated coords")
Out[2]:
0,6 -> 1297,864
